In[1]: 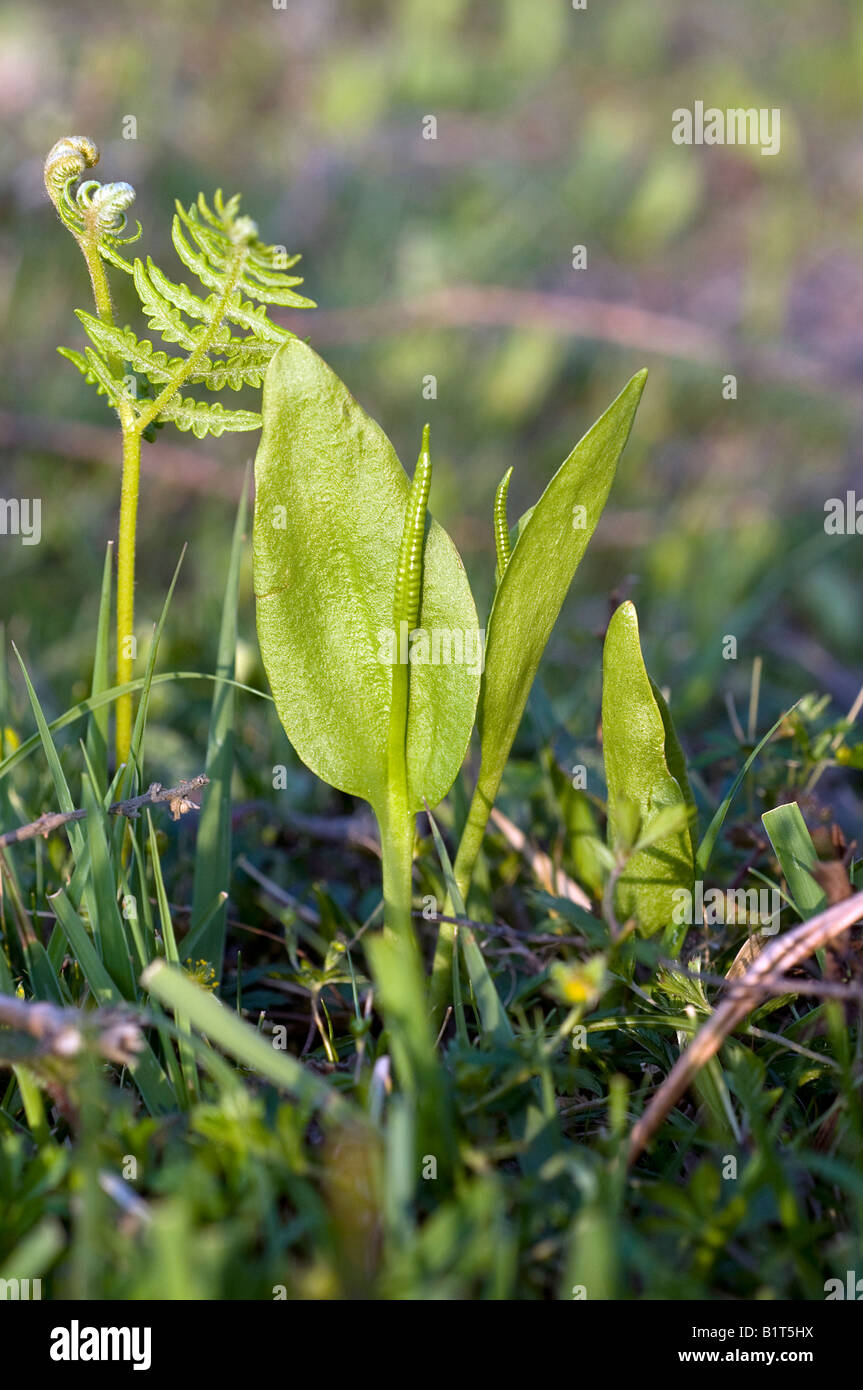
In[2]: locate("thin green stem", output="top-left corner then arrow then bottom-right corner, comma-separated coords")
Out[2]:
78,234 -> 126,386
371,795 -> 453,1172
77,231 -> 134,767
381,672 -> 419,963
80,237 -> 114,325
429,763 -> 497,1020
375,794 -> 433,1077
113,241 -> 248,765
380,798 -> 416,947
115,425 -> 141,765
451,772 -> 497,905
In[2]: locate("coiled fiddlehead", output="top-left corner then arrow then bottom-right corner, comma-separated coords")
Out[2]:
44,136 -> 141,272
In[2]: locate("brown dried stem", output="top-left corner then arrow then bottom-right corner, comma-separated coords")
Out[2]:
0,774 -> 208,848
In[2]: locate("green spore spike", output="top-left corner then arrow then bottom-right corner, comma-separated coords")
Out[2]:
393,423 -> 432,636
386,425 -> 432,788
494,466 -> 513,580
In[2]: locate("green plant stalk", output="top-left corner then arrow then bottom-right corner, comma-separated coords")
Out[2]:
80,236 -> 116,336
115,420 -> 141,764
380,425 -> 431,964
379,614 -> 423,985
367,433 -> 445,1131
383,722 -> 414,941
75,218 -> 137,762
378,796 -> 426,1024
429,759 -> 514,1012
51,143 -> 314,784
67,210 -> 135,765
380,799 -> 417,955
383,607 -> 413,943
450,771 -> 495,906
374,792 -> 452,1173
51,195 -> 132,760
114,245 -> 247,766
430,763 -> 495,1010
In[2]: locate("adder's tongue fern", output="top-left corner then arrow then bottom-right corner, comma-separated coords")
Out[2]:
44,135 -> 314,769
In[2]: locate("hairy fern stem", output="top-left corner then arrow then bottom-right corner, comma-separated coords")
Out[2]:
115,423 -> 142,763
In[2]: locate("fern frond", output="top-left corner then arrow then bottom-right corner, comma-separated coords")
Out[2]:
221,290 -> 292,343
55,143 -> 312,435
174,194 -> 315,309
157,395 -> 261,439
132,259 -> 287,356
169,225 -> 294,342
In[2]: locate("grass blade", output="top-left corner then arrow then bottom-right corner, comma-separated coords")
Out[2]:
0,671 -> 270,786
762,802 -> 827,919
141,959 -> 346,1114
696,700 -> 800,874
147,811 -> 199,1103
426,805 -> 513,1048
85,541 -> 113,794
80,747 -> 136,997
49,887 -> 172,1115
190,476 -> 248,978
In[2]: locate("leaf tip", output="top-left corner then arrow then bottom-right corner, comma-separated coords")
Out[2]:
139,960 -> 163,990
611,597 -> 639,630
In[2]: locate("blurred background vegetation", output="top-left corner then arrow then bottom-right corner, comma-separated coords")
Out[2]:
0,0 -> 861,824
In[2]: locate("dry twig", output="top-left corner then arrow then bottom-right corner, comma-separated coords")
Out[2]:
0,774 -> 208,848
0,993 -> 144,1065
628,890 -> 863,1164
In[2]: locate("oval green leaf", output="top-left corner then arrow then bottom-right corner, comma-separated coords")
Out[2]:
477,369 -> 648,806
602,599 -> 694,941
253,338 -> 480,818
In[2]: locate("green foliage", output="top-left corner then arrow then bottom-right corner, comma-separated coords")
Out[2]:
55,182 -> 313,440
44,133 -> 315,764
253,337 -> 480,822
474,370 -> 647,832
5,10 -> 863,1308
762,802 -> 827,919
188,485 -> 248,979
3,400 -> 863,1300
601,599 -> 695,944
431,369 -> 647,1010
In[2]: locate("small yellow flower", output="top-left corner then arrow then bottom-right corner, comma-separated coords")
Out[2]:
550,955 -> 607,1011
184,959 -> 217,991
